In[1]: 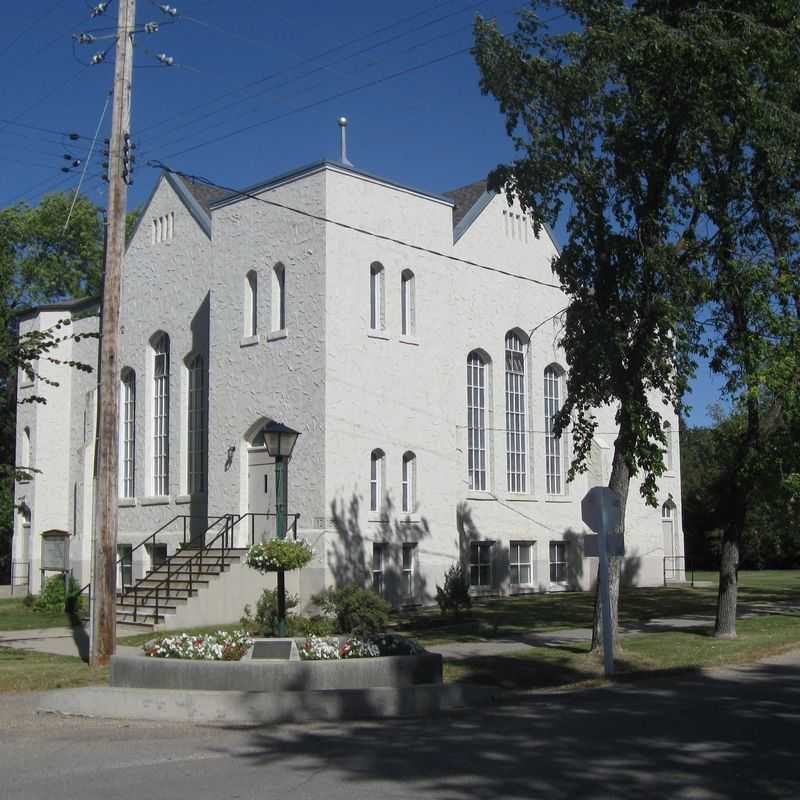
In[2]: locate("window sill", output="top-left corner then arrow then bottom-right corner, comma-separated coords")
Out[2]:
175,493 -> 206,505
503,495 -> 537,503
548,582 -> 569,592
545,496 -> 572,504
118,498 -> 137,508
466,491 -> 495,501
510,585 -> 537,594
663,470 -> 676,478
19,382 -> 34,390
398,512 -> 421,523
267,328 -> 288,341
140,496 -> 171,506
240,334 -> 260,348
367,330 -> 390,341
368,512 -> 389,523
398,336 -> 419,346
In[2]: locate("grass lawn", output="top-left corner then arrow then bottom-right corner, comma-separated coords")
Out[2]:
0,597 -> 77,632
444,615 -> 800,691
395,570 -> 800,646
0,647 -> 108,693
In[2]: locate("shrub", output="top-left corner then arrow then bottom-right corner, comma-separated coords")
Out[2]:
435,563 -> 471,616
241,588 -> 299,636
33,574 -> 82,613
312,583 -> 391,635
246,539 -> 313,572
292,614 -> 336,637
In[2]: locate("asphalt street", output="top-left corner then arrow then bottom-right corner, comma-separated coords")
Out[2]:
2,650 -> 799,800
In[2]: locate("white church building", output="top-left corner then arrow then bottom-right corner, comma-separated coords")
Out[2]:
11,148 -> 685,626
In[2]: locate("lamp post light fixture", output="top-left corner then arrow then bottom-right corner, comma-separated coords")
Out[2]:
261,420 -> 300,636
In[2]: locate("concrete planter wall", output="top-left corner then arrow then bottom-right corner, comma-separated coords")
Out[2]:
111,652 -> 442,692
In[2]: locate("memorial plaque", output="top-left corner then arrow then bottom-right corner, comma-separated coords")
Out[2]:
250,640 -> 295,660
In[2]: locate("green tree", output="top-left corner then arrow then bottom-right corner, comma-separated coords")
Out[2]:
474,2 -> 706,649
0,192 -> 106,576
474,0 -> 800,645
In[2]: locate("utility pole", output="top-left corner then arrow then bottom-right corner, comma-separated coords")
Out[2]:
91,0 -> 137,667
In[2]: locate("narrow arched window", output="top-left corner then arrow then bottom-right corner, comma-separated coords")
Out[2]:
120,369 -> 136,498
662,501 -> 675,559
187,355 -> 206,495
244,270 -> 258,337
152,333 -> 170,496
402,451 -> 416,513
505,332 -> 527,493
401,269 -> 415,336
272,263 -> 286,332
370,448 -> 385,512
467,351 -> 488,491
21,426 -> 30,470
663,420 -> 673,471
370,262 -> 384,331
544,365 -> 565,495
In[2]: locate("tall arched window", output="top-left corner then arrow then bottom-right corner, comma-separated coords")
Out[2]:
402,451 -> 416,513
187,355 -> 206,494
401,269 -> 415,336
544,365 -> 565,495
152,333 -> 170,496
663,420 -> 673,471
369,262 -> 384,331
505,331 -> 527,493
244,270 -> 258,337
272,263 -> 286,332
467,351 -> 488,491
120,369 -> 136,498
370,449 -> 385,512
662,501 -> 675,558
21,426 -> 30,470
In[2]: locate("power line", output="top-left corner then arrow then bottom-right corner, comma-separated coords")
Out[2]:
154,46 -> 475,161
138,3 -> 497,159
133,0 -> 479,144
0,0 -> 64,59
148,163 -> 563,291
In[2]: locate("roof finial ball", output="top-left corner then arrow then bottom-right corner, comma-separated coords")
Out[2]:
337,116 -> 353,167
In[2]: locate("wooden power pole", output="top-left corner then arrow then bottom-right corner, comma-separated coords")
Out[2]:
91,0 -> 137,667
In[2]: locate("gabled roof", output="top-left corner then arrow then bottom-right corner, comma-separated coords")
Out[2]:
180,176 -> 230,213
442,179 -> 490,228
15,295 -> 99,320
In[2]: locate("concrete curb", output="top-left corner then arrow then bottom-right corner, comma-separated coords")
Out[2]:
37,683 -> 501,724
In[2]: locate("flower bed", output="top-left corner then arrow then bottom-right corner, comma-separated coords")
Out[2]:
246,539 -> 313,572
298,634 -> 423,661
143,630 -> 252,661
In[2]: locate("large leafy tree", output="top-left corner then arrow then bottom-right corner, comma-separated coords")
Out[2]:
474,0 -> 800,645
474,1 -> 706,648
0,192 -> 105,577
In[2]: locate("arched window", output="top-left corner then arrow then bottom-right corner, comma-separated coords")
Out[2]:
662,501 -> 675,558
467,351 -> 488,491
370,449 -> 385,512
401,269 -> 415,336
663,420 -> 673,471
152,333 -> 170,496
21,426 -> 30,470
244,270 -> 258,337
505,331 -> 527,493
120,369 -> 136,498
402,451 -> 416,513
544,365 -> 565,495
272,263 -> 286,332
187,355 -> 206,495
369,262 -> 384,331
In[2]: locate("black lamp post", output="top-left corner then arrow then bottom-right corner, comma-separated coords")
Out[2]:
262,420 -> 300,637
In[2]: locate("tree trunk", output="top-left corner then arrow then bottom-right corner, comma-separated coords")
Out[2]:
590,436 -> 630,653
714,530 -> 739,638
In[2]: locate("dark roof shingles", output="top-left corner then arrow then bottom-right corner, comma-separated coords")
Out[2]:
442,179 -> 490,228
180,177 -> 230,213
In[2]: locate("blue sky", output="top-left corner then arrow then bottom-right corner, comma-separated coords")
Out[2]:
1,0 -> 722,425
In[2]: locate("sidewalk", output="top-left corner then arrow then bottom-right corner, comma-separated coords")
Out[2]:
0,626 -> 142,660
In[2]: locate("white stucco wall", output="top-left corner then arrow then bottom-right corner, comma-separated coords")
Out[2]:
11,161 -> 684,607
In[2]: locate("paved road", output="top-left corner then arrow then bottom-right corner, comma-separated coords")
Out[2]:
2,649 -> 799,800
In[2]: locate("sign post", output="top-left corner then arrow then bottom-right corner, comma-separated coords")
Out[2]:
581,487 -> 622,677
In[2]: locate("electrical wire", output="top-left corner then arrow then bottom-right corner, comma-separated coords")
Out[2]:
64,91 -> 111,232
148,162 -> 563,291
0,0 -> 64,59
153,46 -> 474,161
133,0 -> 481,144
137,2 -> 501,159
